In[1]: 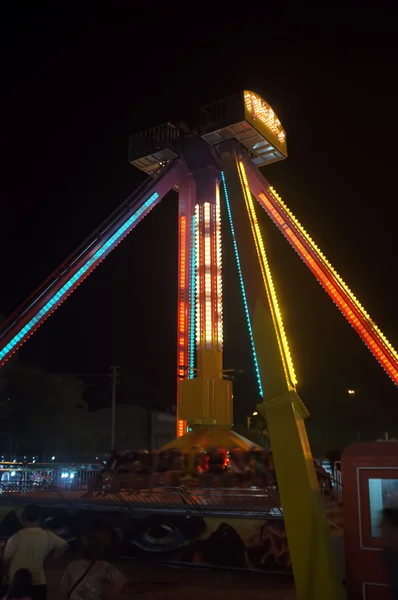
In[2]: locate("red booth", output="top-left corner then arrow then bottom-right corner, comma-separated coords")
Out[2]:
343,441 -> 398,599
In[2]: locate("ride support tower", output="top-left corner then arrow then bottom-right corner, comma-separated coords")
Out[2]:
1,90 -> 397,600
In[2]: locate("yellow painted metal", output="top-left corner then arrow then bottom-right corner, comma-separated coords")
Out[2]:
179,348 -> 233,426
160,425 -> 256,452
253,300 -> 345,600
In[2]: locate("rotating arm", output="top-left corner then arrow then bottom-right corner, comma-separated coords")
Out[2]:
237,162 -> 297,391
241,156 -> 398,386
0,159 -> 187,367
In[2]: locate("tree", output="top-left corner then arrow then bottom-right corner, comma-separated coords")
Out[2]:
0,362 -> 90,459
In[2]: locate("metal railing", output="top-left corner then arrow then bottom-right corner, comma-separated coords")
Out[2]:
0,481 -> 283,515
0,462 -> 343,518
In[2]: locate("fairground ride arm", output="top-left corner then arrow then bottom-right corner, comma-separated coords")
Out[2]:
0,159 -> 187,368
240,157 -> 398,386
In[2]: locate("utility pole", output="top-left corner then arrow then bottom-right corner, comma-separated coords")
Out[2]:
110,366 -> 120,450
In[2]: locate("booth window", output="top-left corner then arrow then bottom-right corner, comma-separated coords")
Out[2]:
368,478 -> 398,537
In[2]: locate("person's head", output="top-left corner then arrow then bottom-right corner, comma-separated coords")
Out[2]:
21,504 -> 41,527
82,531 -> 111,561
7,568 -> 32,598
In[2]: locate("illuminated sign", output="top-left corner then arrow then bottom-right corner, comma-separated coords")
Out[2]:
244,91 -> 287,156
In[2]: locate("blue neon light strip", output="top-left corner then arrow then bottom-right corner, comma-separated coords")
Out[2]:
221,172 -> 263,397
0,192 -> 160,362
188,212 -> 197,379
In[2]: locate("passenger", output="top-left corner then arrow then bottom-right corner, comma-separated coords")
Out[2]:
314,460 -> 332,496
60,531 -> 126,600
3,504 -> 68,600
250,449 -> 269,487
114,451 -> 139,490
325,447 -> 342,473
134,451 -> 152,488
179,448 -> 201,486
183,447 -> 202,479
5,568 -> 33,600
230,450 -> 250,486
164,451 -> 184,486
201,448 -> 224,487
149,451 -> 171,488
85,472 -> 103,498
136,451 -> 152,475
198,451 -> 209,475
103,450 -> 119,472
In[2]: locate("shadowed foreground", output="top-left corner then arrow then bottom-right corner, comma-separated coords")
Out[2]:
45,560 -> 296,600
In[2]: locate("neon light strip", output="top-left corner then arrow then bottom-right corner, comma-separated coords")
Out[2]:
267,186 -> 398,364
238,162 -> 297,389
244,91 -> 286,146
255,185 -> 398,385
215,190 -> 223,350
269,185 -> 397,357
177,421 -> 185,438
204,202 -> 212,348
211,203 -> 218,345
177,214 -> 189,437
195,204 -> 201,347
0,192 -> 159,364
188,212 -> 197,378
177,215 -> 187,379
221,172 -> 263,397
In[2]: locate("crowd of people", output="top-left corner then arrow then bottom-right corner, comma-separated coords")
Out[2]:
86,447 -> 333,496
1,504 -> 126,600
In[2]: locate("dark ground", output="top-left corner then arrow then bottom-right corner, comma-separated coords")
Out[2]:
46,559 -> 296,599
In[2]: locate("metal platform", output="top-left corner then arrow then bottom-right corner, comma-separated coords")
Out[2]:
128,123 -> 180,175
128,91 -> 287,177
199,91 -> 287,167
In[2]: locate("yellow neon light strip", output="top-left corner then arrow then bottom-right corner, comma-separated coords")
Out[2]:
267,186 -> 398,364
238,161 -> 297,389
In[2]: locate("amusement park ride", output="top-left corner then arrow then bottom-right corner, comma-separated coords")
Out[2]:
1,90 -> 397,600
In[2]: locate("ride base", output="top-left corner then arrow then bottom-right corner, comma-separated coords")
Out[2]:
161,426 -> 256,452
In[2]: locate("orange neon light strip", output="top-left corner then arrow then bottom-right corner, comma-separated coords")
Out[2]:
252,182 -> 398,385
177,214 -> 188,437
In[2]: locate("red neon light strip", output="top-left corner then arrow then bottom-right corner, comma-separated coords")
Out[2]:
253,187 -> 398,385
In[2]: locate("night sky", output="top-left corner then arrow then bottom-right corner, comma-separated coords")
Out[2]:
1,6 -> 397,428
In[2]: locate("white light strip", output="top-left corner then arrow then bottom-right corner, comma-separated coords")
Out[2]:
204,202 -> 212,349
215,190 -> 223,350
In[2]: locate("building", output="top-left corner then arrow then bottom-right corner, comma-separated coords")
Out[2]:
86,404 -> 175,452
